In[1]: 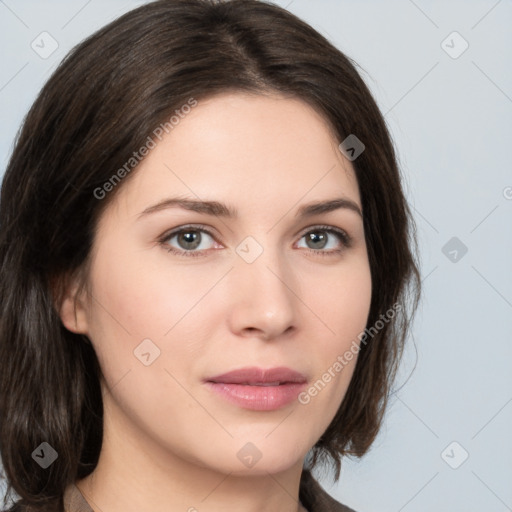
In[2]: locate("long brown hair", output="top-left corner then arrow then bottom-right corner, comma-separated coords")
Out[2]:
0,0 -> 420,510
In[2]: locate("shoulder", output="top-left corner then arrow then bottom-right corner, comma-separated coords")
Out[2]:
1,504 -> 60,512
1,504 -> 34,512
299,468 -> 357,512
2,492 -> 65,512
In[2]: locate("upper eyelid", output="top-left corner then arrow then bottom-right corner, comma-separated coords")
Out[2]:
160,223 -> 351,247
159,224 -> 217,242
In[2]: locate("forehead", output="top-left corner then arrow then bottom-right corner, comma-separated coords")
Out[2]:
111,92 -> 360,219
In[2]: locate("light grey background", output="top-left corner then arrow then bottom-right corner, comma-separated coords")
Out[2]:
1,1 -> 511,511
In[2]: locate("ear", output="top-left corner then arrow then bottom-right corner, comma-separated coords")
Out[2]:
57,276 -> 90,335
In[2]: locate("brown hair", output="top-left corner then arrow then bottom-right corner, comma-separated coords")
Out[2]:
0,0 -> 420,509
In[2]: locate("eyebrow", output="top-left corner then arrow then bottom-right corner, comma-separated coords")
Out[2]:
139,196 -> 362,219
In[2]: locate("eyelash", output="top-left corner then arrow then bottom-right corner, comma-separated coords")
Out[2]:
158,224 -> 352,259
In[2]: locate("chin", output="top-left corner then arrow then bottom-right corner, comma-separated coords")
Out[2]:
202,438 -> 308,476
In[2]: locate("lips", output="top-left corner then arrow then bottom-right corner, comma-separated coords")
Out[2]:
204,366 -> 307,411
206,366 -> 307,385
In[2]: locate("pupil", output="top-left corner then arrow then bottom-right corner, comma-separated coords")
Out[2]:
308,232 -> 326,249
179,231 -> 200,250
176,231 -> 327,251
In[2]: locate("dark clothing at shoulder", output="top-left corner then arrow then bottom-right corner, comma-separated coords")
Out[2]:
300,468 -> 356,512
4,468 -> 356,512
2,503 -> 61,512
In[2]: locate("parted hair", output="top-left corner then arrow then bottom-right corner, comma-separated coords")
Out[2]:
0,0 -> 421,510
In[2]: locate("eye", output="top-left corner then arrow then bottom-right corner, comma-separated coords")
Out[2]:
160,225 -> 219,258
159,224 -> 352,258
296,225 -> 352,256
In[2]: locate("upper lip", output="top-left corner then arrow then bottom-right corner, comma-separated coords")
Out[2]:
206,366 -> 307,385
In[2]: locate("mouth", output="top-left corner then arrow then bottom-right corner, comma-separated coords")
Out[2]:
204,366 -> 307,411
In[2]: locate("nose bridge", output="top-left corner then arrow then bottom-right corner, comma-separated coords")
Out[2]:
228,236 -> 298,338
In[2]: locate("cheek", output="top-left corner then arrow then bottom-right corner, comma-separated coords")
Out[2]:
86,242 -> 209,337
309,252 -> 372,344
301,256 -> 371,409
83,243 -> 224,384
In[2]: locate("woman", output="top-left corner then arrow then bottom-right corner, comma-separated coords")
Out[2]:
0,1 -> 420,511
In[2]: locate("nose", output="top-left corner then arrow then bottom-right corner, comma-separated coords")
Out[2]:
226,249 -> 298,341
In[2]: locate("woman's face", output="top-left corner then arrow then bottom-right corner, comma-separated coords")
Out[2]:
66,92 -> 372,476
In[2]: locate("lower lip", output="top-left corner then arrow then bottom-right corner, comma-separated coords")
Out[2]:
204,382 -> 307,411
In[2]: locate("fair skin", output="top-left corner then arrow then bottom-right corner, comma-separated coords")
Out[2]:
60,92 -> 372,512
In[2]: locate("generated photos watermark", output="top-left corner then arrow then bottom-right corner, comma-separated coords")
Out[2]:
298,301 -> 402,405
